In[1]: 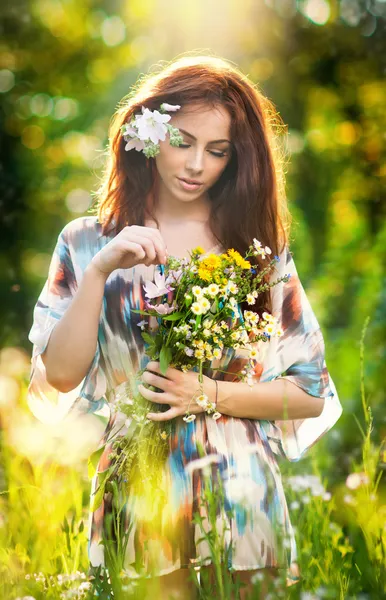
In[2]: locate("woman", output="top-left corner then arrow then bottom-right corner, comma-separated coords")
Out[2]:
27,55 -> 343,599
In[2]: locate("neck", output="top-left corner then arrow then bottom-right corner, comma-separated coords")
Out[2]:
153,182 -> 211,223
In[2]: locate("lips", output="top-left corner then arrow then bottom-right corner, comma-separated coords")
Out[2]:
179,177 -> 203,185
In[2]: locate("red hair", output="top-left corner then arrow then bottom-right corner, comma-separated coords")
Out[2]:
92,54 -> 292,312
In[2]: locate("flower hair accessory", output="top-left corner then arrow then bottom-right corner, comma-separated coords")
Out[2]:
120,102 -> 184,158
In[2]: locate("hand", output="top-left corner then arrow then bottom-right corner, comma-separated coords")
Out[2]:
90,225 -> 168,277
138,361 -> 216,422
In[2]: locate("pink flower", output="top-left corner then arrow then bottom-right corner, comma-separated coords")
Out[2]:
144,300 -> 177,315
143,269 -> 173,299
165,268 -> 183,287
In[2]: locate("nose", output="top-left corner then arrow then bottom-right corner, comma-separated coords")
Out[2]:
186,148 -> 204,173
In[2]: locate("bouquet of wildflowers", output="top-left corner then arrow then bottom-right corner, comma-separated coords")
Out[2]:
89,240 -> 290,519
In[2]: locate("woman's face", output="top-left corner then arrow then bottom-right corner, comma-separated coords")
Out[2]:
154,103 -> 232,208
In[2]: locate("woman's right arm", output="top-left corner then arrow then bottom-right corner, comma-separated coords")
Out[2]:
41,225 -> 167,393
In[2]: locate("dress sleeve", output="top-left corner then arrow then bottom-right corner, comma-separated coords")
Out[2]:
259,245 -> 343,461
27,224 -> 110,432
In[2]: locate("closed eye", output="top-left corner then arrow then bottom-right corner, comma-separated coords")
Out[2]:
178,143 -> 228,158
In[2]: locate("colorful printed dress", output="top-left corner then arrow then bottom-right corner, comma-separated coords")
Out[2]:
27,216 -> 342,584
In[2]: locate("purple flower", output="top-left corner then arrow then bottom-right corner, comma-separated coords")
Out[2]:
143,269 -> 173,299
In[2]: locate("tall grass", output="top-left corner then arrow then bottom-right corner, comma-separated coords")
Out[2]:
0,317 -> 384,599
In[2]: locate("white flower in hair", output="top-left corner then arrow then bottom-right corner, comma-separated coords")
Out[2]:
134,107 -> 172,144
121,103 -> 183,158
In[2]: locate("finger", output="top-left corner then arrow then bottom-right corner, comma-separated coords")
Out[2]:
142,370 -> 171,392
138,383 -> 170,404
146,408 -> 178,422
124,233 -> 157,265
146,361 -> 178,380
125,226 -> 167,264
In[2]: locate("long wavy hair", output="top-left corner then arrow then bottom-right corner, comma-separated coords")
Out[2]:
92,54 -> 292,313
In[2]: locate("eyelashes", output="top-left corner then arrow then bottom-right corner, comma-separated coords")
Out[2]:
178,143 -> 227,158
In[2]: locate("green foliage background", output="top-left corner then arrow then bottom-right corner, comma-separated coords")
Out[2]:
0,0 -> 385,597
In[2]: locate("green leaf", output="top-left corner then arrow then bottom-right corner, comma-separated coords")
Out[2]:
90,467 -> 114,512
160,346 -> 172,375
141,331 -> 154,345
130,309 -> 153,316
87,445 -> 106,480
162,312 -> 184,321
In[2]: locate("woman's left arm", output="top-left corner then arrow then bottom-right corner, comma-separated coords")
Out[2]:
216,378 -> 325,420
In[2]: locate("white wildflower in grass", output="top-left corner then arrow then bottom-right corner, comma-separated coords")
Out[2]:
290,500 -> 300,510
191,302 -> 203,315
346,472 -> 369,490
323,492 -> 332,501
192,285 -> 204,297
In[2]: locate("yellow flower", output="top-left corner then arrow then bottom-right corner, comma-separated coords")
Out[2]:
198,267 -> 212,281
227,249 -> 251,269
160,430 -> 168,440
193,246 -> 205,255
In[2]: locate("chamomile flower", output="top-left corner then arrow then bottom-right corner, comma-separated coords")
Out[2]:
183,414 -> 196,422
276,327 -> 284,337
249,348 -> 259,359
194,349 -> 205,359
212,347 -> 223,359
191,302 -> 203,315
199,297 -> 211,312
195,393 -> 209,408
246,293 -> 256,305
206,283 -> 220,297
192,286 -> 204,298
203,328 -> 212,338
227,281 -> 239,294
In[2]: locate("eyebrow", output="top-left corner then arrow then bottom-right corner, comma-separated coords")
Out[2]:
178,128 -> 231,144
